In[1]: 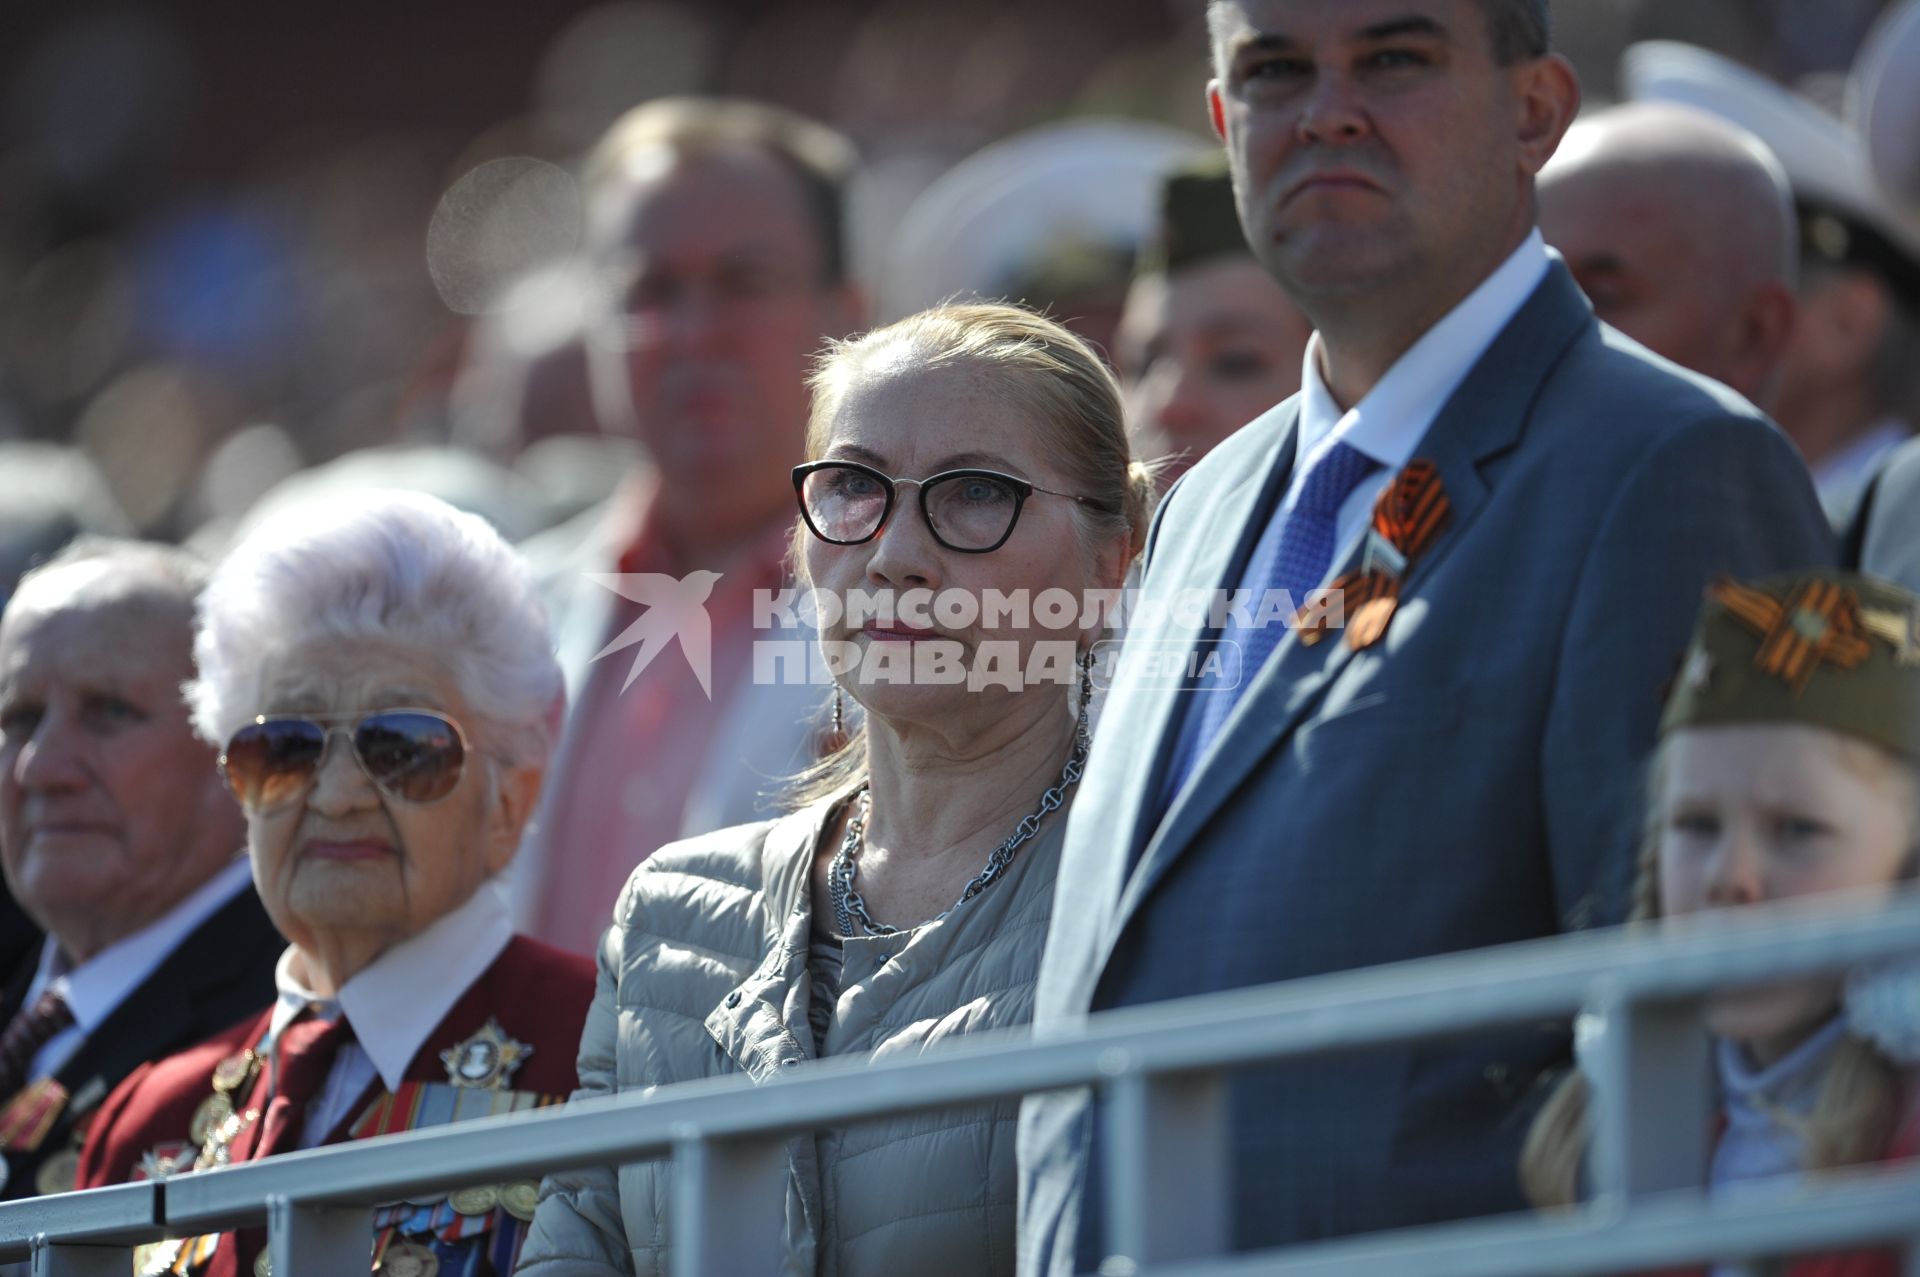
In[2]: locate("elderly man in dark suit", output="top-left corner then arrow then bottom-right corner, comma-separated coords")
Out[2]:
1017,1 -> 1834,1270
0,540 -> 279,1200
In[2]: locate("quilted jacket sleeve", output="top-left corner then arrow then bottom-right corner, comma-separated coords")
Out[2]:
515,879 -> 641,1275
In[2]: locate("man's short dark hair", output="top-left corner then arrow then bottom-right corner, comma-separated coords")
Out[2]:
581,97 -> 857,287
1481,0 -> 1550,64
1207,0 -> 1549,68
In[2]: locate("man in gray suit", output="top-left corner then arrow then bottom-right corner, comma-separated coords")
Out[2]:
1018,1 -> 1834,1270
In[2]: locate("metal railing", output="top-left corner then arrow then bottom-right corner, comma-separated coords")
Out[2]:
4,894 -> 1919,1276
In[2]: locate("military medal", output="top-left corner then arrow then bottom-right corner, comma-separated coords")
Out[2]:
189,1092 -> 234,1147
190,1047 -> 265,1170
439,1019 -> 533,1090
1360,527 -> 1407,579
196,1106 -> 256,1171
0,1077 -> 69,1154
448,1183 -> 500,1216
254,1250 -> 272,1277
134,1239 -> 184,1275
136,1140 -> 192,1182
213,1049 -> 256,1094
34,1144 -> 79,1196
378,1239 -> 440,1277
1300,460 -> 1452,652
501,1179 -> 542,1221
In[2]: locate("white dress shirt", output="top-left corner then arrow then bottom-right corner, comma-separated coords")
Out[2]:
267,880 -> 512,1147
1290,230 -> 1552,582
22,857 -> 255,1082
1813,417 -> 1910,523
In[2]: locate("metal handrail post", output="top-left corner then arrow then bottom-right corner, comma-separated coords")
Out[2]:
1585,988 -> 1712,1205
1101,1065 -> 1230,1271
264,1194 -> 369,1275
669,1130 -> 790,1277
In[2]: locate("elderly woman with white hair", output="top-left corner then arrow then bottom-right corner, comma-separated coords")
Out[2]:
77,492 -> 594,1277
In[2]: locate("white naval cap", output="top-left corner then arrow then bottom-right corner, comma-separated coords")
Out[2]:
1853,0 -> 1920,214
877,118 -> 1209,324
1624,39 -> 1920,300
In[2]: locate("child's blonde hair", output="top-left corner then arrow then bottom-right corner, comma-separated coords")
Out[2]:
1520,730 -> 1920,1208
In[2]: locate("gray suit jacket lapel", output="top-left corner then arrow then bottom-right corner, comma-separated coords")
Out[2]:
1125,409 -> 1302,851
1054,410 -> 1296,980
1106,263 -> 1595,951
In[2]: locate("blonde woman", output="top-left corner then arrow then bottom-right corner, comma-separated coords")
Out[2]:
517,303 -> 1155,1276
1521,571 -> 1920,1277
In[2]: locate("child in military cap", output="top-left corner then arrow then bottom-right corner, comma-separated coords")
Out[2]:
1113,155 -> 1311,485
1523,571 -> 1920,1264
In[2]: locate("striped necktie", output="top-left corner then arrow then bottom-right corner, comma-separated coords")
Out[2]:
0,991 -> 75,1100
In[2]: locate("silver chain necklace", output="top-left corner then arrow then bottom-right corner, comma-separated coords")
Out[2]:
829,695 -> 1092,939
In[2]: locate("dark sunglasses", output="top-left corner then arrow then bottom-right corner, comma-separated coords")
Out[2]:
793,460 -> 1115,554
219,709 -> 469,811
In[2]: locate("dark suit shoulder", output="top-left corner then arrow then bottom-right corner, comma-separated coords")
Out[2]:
0,887 -> 279,1200
1549,322 -> 1779,448
55,886 -> 281,1101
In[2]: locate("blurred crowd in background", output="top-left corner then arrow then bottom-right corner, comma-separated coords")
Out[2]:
0,0 -> 1904,590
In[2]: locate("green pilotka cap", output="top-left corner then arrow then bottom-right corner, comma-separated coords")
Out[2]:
1660,571 -> 1920,760
1135,155 -> 1253,277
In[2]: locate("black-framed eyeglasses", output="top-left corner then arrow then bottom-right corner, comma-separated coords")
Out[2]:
793,460 -> 1115,554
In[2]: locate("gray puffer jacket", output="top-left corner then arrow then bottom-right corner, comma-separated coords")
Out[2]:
515,792 -> 1066,1277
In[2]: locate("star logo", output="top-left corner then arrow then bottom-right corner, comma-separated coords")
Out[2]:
586,571 -> 723,697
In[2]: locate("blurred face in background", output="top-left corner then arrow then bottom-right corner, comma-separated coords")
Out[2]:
587,145 -> 862,556
1537,106 -> 1796,407
0,563 -> 241,963
1117,255 -> 1312,481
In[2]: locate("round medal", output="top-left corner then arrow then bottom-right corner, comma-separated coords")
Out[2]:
189,1092 -> 233,1147
213,1050 -> 256,1094
447,1183 -> 499,1216
253,1250 -> 272,1277
379,1240 -> 439,1277
34,1148 -> 78,1196
134,1240 -> 184,1276
501,1179 -> 541,1221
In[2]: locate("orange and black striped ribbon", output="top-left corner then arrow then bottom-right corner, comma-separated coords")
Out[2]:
1710,577 -> 1871,693
1298,460 -> 1452,650
1374,459 -> 1450,561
